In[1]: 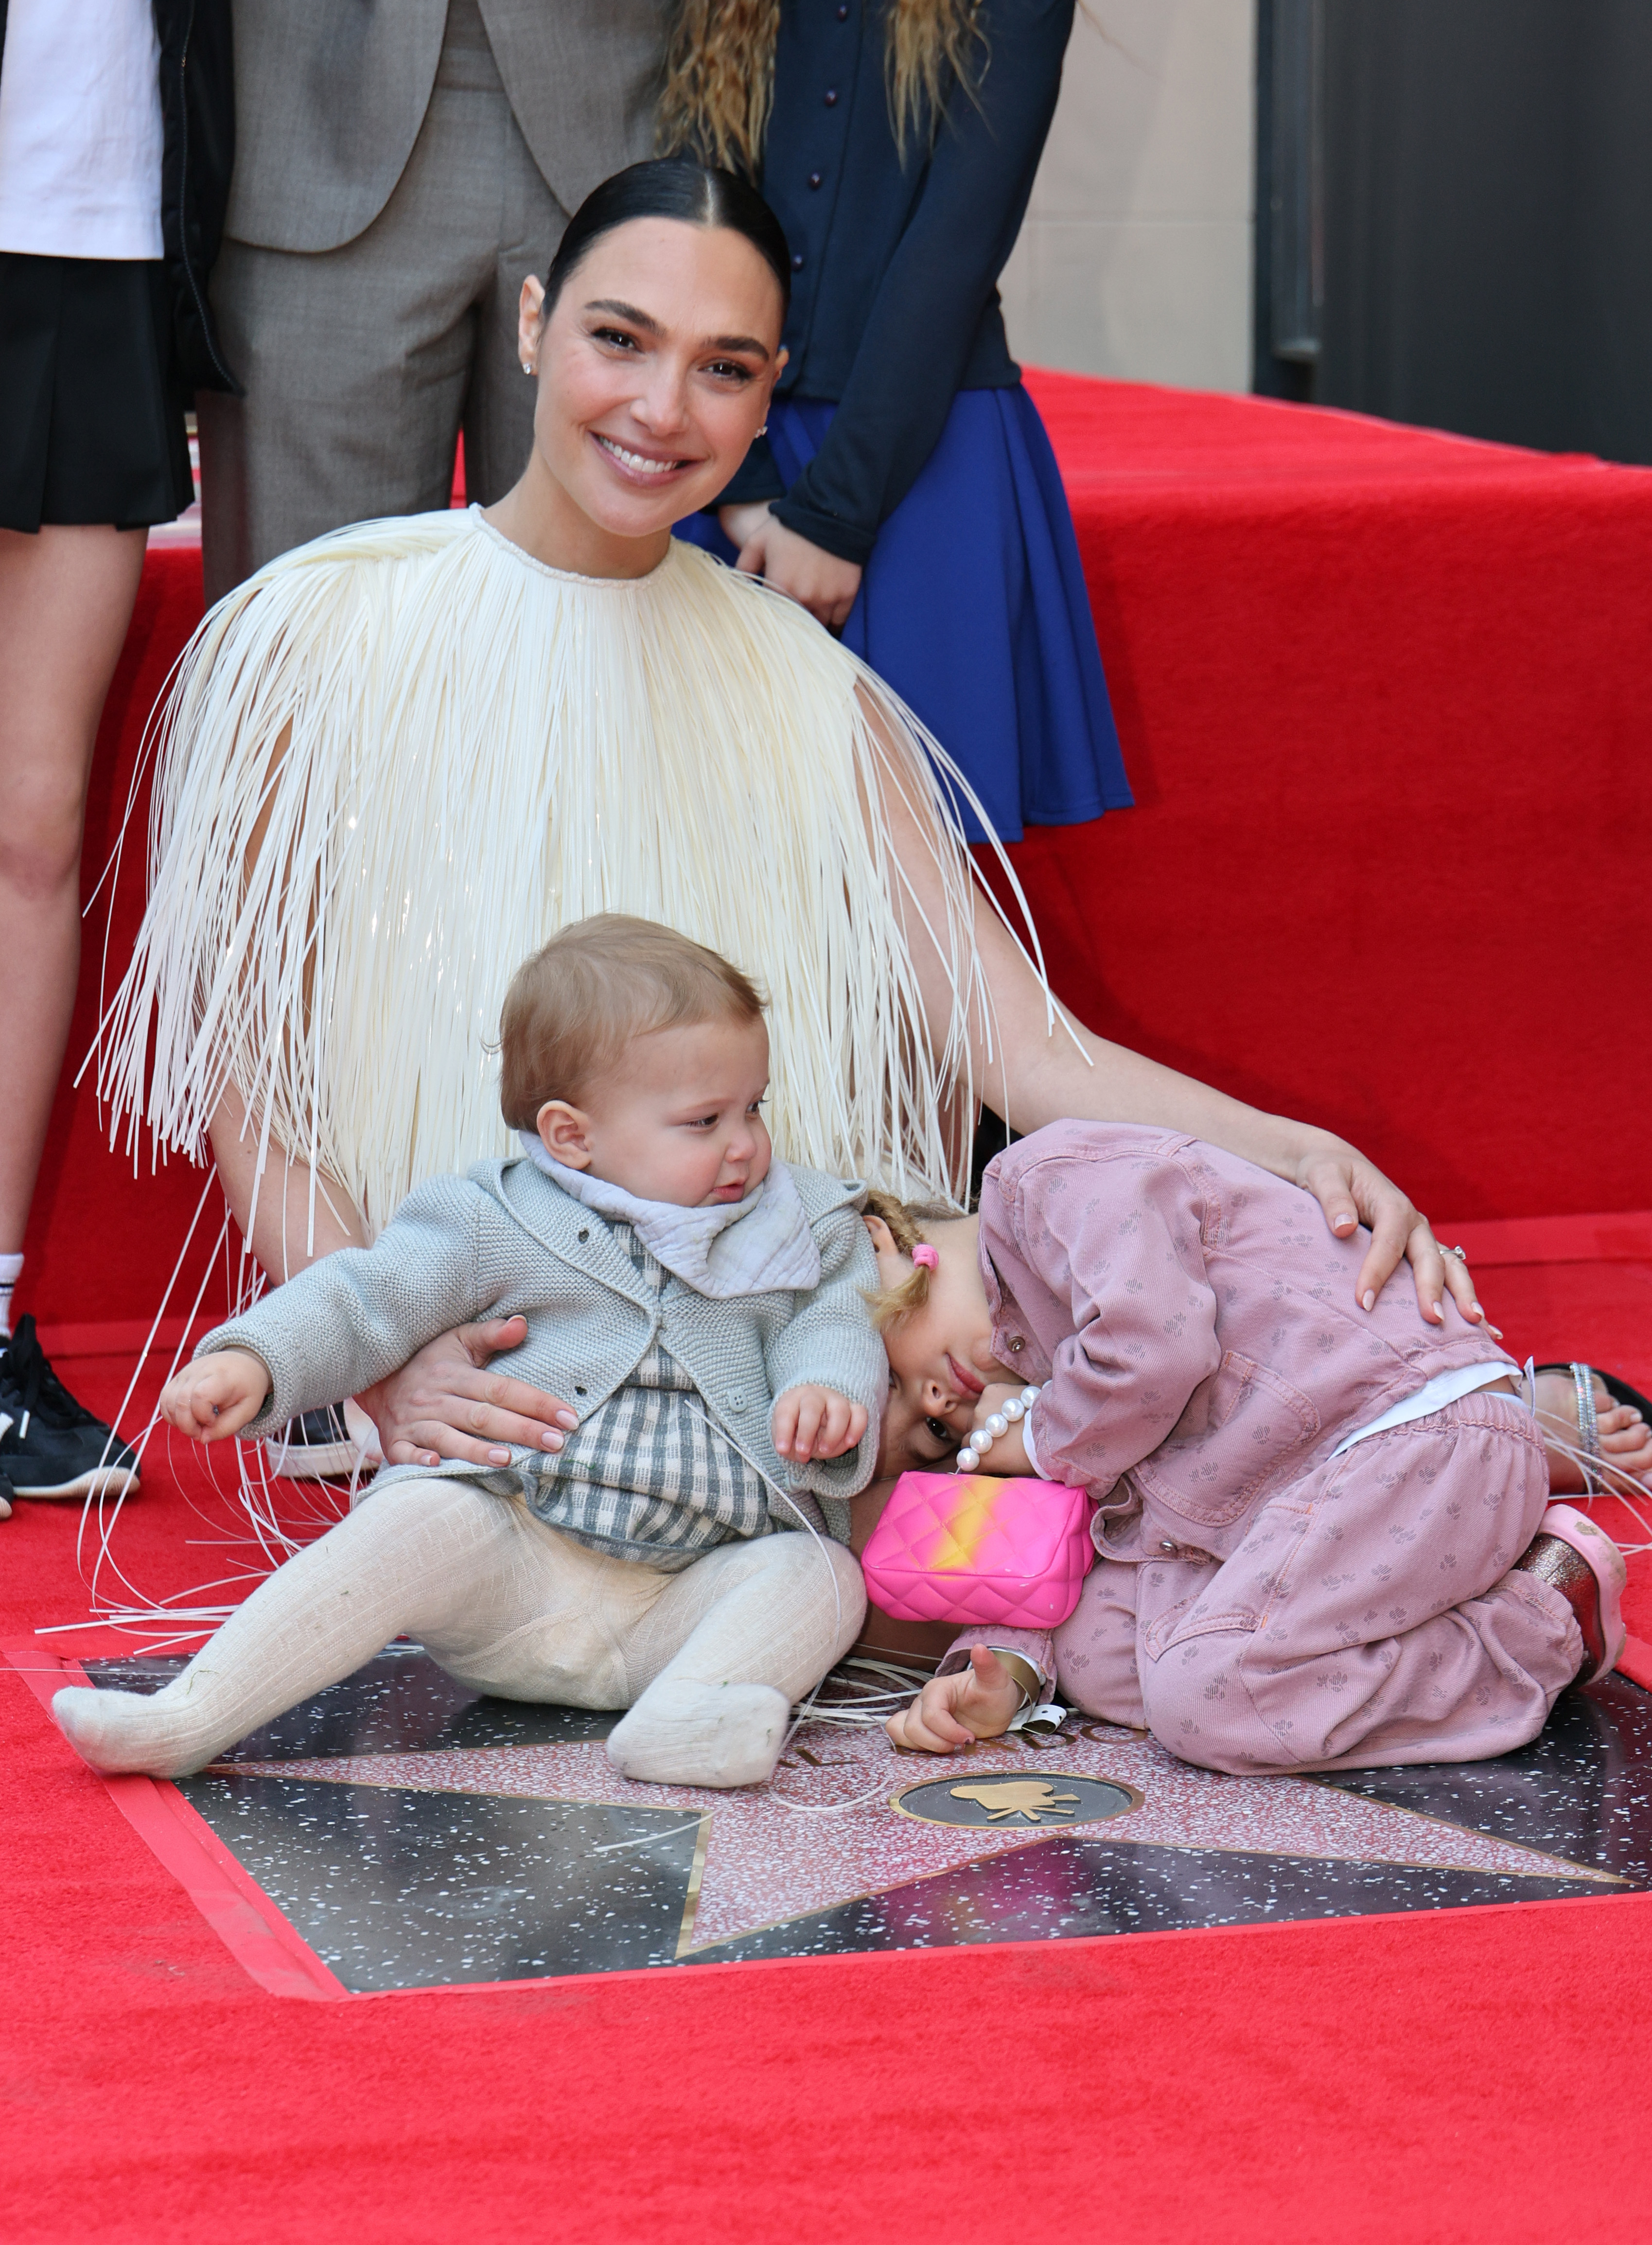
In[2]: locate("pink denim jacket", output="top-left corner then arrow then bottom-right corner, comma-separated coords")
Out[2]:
977,1122 -> 1512,1568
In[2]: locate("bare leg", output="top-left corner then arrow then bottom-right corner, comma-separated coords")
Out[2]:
0,526 -> 147,1262
209,1078 -> 366,1282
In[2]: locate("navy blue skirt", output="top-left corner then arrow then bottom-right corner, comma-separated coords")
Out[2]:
674,386 -> 1131,844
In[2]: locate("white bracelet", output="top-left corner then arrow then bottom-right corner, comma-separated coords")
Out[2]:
957,1386 -> 1042,1472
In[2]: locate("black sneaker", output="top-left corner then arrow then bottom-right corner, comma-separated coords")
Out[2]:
0,1316 -> 141,1499
262,1403 -> 369,1481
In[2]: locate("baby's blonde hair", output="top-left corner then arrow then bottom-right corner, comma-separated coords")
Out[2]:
863,1188 -> 953,1333
498,914 -> 765,1127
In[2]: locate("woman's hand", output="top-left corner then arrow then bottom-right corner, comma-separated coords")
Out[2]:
885,1645 -> 1024,1754
357,1317 -> 579,1470
1292,1132 -> 1484,1328
719,504 -> 863,632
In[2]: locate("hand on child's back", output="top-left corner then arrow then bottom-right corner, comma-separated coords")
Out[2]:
772,1384 -> 868,1462
159,1350 -> 271,1443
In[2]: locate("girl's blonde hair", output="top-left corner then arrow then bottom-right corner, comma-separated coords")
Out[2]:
658,0 -> 985,177
862,1187 -> 953,1333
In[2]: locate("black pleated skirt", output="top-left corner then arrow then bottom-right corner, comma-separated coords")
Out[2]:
0,253 -> 194,532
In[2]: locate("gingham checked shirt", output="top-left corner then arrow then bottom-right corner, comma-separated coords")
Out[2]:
524,1221 -> 775,1568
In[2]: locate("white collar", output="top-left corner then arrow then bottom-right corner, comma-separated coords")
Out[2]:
518,1137 -> 822,1299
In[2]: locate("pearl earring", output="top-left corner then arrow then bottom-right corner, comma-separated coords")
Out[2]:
522,360 -> 534,375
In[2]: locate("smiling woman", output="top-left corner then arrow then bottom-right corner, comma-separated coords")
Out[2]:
100,157 -> 1479,1487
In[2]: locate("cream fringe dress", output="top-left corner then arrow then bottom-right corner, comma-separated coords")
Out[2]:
102,508 -> 1036,1240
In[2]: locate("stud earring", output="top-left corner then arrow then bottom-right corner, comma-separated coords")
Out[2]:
756,422 -> 768,436
522,360 -> 534,375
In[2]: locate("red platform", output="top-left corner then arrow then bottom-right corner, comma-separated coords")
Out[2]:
9,377 -> 1652,2241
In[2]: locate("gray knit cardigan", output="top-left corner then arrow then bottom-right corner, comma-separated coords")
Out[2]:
201,1158 -> 886,1541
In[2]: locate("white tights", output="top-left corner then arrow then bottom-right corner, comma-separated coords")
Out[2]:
53,1477 -> 866,1789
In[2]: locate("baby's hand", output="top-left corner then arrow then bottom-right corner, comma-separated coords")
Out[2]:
772,1385 -> 868,1462
885,1646 -> 1027,1754
160,1349 -> 272,1443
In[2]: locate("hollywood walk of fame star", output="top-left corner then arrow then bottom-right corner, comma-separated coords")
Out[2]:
218,1715 -> 1621,1959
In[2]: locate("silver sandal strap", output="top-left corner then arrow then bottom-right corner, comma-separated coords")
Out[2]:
1572,1361 -> 1602,1492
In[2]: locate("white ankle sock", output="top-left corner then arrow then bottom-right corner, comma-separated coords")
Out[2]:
0,1252 -> 22,1340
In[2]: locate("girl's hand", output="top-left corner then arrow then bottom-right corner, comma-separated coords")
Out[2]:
357,1318 -> 579,1471
160,1349 -> 271,1443
773,1384 -> 868,1461
1293,1132 -> 1483,1329
719,504 -> 863,632
886,1645 -> 1025,1753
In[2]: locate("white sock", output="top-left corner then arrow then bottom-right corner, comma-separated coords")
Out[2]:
607,1680 -> 792,1788
607,1533 -> 867,1788
0,1252 -> 21,1341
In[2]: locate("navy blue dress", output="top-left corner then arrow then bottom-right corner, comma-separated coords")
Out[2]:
675,0 -> 1129,843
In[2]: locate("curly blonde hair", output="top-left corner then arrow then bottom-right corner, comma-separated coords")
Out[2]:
862,1187 -> 955,1333
658,0 -> 985,177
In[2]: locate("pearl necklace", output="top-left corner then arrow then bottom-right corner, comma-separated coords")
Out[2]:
956,1385 -> 1042,1473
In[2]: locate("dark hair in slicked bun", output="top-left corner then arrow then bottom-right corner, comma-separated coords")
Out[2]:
542,158 -> 791,322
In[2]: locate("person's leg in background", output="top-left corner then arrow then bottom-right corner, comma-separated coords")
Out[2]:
197,24 -> 560,603
0,525 -> 149,1511
0,526 -> 147,1330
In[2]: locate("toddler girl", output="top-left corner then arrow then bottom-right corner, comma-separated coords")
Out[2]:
869,1121 -> 1644,1772
53,917 -> 882,1791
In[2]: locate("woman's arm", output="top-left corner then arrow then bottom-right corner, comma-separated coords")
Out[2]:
864,689 -> 1480,1328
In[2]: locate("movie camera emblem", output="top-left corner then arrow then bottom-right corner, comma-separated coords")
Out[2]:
890,1770 -> 1142,1830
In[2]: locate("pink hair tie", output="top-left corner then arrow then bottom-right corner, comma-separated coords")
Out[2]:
911,1244 -> 939,1270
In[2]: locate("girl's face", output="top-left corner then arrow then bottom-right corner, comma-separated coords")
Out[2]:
515,217 -> 786,553
865,1215 -> 1019,1475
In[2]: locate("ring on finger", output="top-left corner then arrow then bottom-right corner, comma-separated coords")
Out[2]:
1437,1242 -> 1469,1264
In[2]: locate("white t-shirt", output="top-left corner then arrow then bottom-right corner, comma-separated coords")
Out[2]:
0,0 -> 164,259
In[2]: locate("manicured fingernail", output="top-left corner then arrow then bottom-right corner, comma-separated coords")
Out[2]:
540,1430 -> 563,1452
489,1446 -> 510,1465
421,1451 -> 439,1467
1429,1301 -> 1444,1321
555,1409 -> 578,1429
1362,1290 -> 1376,1311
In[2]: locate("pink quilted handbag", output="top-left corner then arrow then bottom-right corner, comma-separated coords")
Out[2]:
860,1471 -> 1097,1628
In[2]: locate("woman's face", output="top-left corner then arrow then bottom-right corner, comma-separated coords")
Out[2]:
519,217 -> 786,543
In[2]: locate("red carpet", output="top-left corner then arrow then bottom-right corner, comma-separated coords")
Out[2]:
7,376 -> 1652,2238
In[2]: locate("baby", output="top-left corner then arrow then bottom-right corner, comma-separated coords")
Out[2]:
54,916 -> 881,1790
866,1121 -> 1642,1774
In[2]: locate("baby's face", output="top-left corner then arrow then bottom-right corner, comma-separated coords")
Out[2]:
568,1016 -> 773,1208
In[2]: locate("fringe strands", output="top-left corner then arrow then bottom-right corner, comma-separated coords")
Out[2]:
97,510 -> 1040,1239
